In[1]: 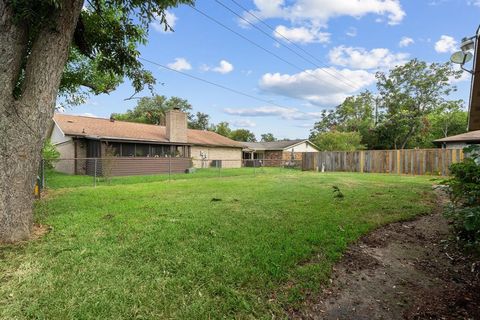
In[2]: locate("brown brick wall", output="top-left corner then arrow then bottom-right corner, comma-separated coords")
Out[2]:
282,152 -> 303,161
264,150 -> 283,166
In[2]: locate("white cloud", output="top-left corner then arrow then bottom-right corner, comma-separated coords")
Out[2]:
274,25 -> 330,44
328,46 -> 409,70
232,119 -> 257,128
399,36 -> 414,47
435,35 -> 457,53
295,123 -> 315,128
468,0 -> 480,6
225,106 -> 324,121
213,60 -> 234,74
250,0 -> 405,26
151,11 -> 178,33
258,67 -> 376,107
167,58 -> 192,71
346,27 -> 357,37
202,60 -> 234,74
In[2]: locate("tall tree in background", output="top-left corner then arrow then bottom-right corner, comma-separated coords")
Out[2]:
230,129 -> 257,142
429,101 -> 468,138
211,121 -> 231,137
309,110 -> 337,136
375,59 -> 461,149
0,0 -> 193,242
311,131 -> 365,151
189,112 -> 210,130
112,95 -> 192,125
260,133 -> 276,142
310,59 -> 464,151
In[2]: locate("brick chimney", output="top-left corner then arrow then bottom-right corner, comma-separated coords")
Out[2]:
166,108 -> 188,143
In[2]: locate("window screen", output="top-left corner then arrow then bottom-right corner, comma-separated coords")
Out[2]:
121,143 -> 135,157
135,144 -> 149,157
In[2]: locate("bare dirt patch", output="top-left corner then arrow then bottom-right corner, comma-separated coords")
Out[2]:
292,192 -> 480,320
30,224 -> 51,241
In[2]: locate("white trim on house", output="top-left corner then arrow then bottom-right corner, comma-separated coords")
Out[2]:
50,121 -> 71,145
283,140 -> 319,152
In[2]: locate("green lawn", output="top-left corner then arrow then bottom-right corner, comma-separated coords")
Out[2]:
1,171 -> 436,319
43,167 -> 293,189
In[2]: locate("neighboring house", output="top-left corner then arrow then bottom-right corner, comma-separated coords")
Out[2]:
242,139 -> 319,165
434,130 -> 480,149
49,109 -> 243,176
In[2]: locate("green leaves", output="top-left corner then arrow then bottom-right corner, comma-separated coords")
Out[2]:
260,133 -> 276,142
444,145 -> 480,248
10,0 -> 194,103
230,129 -> 256,142
42,139 -> 60,169
311,131 -> 365,152
310,59 -> 465,150
111,95 -> 192,125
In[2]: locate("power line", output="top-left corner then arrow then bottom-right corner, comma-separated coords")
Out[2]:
216,0 -> 359,89
139,57 -> 293,109
225,0 -> 359,89
189,5 -> 353,92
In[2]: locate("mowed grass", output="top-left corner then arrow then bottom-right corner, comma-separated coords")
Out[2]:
0,171 -> 435,319
43,167 -> 289,189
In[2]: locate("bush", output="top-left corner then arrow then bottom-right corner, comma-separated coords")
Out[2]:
444,145 -> 480,248
42,139 -> 60,169
311,131 -> 365,151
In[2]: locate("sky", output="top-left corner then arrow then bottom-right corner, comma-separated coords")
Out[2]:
64,0 -> 479,140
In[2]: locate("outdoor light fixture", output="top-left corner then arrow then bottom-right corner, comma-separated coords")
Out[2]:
450,28 -> 480,74
453,25 -> 480,132
460,37 -> 475,52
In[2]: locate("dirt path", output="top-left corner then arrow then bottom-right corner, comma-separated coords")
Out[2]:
293,193 -> 480,320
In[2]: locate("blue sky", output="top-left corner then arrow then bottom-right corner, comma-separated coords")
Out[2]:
65,0 -> 479,140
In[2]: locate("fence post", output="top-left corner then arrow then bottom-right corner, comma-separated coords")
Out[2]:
169,157 -> 171,180
94,158 -> 97,188
359,151 -> 364,173
253,159 -> 256,176
41,159 -> 45,189
396,150 -> 401,175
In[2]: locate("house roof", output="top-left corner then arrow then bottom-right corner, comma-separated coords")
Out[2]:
243,139 -> 312,151
434,130 -> 480,143
53,114 -> 244,148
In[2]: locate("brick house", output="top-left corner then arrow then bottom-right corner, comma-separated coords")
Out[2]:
49,109 -> 243,176
242,140 -> 319,166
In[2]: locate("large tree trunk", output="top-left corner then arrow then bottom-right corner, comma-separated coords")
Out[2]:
0,0 -> 83,242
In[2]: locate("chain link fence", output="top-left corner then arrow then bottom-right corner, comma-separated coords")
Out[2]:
39,158 -> 302,189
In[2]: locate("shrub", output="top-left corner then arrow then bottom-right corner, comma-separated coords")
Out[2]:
444,145 -> 480,248
311,131 -> 365,151
42,139 -> 60,169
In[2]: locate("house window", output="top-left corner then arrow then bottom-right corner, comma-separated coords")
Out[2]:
87,140 -> 101,157
135,144 -> 150,157
107,142 -> 121,156
151,145 -> 169,157
105,142 -> 190,158
254,152 -> 264,160
121,144 -> 135,157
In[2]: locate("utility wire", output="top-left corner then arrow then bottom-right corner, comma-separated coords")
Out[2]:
216,0 -> 359,89
139,57 -> 293,109
189,5 -> 351,91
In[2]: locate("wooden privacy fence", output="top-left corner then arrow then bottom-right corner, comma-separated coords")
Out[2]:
302,148 -> 464,175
